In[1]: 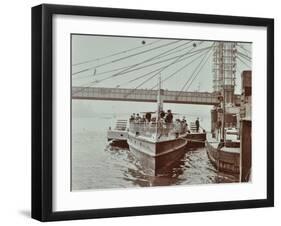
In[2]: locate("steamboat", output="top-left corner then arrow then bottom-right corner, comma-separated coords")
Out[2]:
107,76 -> 206,175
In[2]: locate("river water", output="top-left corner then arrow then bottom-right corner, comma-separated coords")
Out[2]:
71,100 -> 234,191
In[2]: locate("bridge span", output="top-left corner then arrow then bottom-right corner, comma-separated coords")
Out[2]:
72,87 -> 241,106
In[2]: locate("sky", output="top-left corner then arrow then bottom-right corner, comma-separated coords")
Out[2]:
71,34 -> 252,125
71,34 -> 252,94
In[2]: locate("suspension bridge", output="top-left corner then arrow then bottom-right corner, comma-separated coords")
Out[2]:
71,37 -> 251,105
72,86 -> 241,105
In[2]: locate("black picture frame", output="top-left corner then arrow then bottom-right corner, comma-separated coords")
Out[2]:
32,3 -> 274,222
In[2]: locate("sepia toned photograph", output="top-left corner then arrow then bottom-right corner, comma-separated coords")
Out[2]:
71,34 -> 252,191
31,4 -> 274,221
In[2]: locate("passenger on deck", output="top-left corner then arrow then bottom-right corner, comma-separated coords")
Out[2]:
129,115 -> 134,122
140,115 -> 146,123
129,113 -> 135,122
216,120 -> 222,140
182,120 -> 188,133
165,109 -> 173,123
174,119 -> 181,137
195,117 -> 200,132
182,116 -> 186,123
160,110 -> 165,119
164,110 -> 173,133
145,112 -> 151,122
181,116 -> 188,132
135,113 -> 141,122
158,116 -> 166,139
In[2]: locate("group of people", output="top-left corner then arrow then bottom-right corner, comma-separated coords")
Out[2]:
174,116 -> 189,135
129,110 -> 200,136
159,109 -> 173,124
129,109 -> 174,124
129,112 -> 152,123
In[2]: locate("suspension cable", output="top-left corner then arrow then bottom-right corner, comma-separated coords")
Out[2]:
72,42 -> 213,95
237,52 -> 251,63
104,41 -> 193,80
72,39 -> 162,66
115,44 -> 210,77
81,44 -> 211,86
72,40 -> 181,75
118,46 -> 210,88
124,42 -> 206,97
237,55 -> 251,68
184,49 -> 213,92
150,46 -> 212,89
177,46 -> 213,97
73,41 -> 193,80
237,44 -> 251,56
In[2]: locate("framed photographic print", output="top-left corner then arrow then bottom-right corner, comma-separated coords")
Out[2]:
32,4 -> 274,221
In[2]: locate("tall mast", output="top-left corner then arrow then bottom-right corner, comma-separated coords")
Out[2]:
155,74 -> 164,141
156,73 -> 164,121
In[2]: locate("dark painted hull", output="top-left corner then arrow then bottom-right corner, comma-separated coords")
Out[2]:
108,139 -> 129,148
129,138 -> 186,176
205,140 -> 240,175
185,133 -> 206,148
127,131 -> 206,175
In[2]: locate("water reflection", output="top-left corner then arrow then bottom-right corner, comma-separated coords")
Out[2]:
105,145 -> 236,188
71,115 -> 237,191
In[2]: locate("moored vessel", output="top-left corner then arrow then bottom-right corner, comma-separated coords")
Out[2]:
107,75 -> 206,175
206,102 -> 241,177
126,76 -> 206,175
107,119 -> 128,148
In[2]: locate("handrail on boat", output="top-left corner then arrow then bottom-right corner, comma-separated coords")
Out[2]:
129,121 -> 189,138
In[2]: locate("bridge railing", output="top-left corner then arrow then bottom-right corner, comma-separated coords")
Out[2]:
72,87 -> 240,105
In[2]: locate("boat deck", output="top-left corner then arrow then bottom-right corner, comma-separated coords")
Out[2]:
207,135 -> 240,154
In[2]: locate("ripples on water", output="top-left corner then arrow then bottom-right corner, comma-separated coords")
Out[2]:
71,116 -> 235,191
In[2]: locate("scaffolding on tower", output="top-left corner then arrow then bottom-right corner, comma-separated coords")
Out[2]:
212,42 -> 237,104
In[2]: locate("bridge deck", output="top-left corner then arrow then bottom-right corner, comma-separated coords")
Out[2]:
72,87 -> 240,106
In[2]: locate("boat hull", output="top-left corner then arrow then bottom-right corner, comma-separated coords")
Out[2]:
127,133 -> 188,175
185,133 -> 206,148
205,140 -> 240,175
126,130 -> 207,175
108,139 -> 129,148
